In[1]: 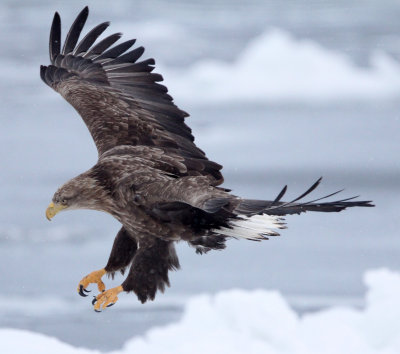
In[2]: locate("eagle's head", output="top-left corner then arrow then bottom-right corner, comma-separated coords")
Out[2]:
45,174 -> 108,220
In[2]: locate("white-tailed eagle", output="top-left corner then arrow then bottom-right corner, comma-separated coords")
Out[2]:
40,7 -> 373,311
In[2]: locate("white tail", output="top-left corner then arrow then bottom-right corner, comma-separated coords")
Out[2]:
214,214 -> 286,241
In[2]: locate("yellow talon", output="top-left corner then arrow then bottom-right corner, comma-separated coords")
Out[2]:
93,285 -> 123,311
77,268 -> 106,296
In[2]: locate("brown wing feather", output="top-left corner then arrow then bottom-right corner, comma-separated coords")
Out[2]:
40,7 -> 223,184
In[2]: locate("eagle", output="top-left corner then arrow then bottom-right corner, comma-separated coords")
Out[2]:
40,7 -> 373,311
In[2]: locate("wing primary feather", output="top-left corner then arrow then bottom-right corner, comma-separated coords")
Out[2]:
41,8 -> 225,165
319,195 -> 360,204
73,22 -> 110,55
62,6 -> 89,55
105,59 -> 156,73
289,177 -> 322,203
300,189 -> 345,206
49,12 -> 61,64
263,178 -> 323,212
83,33 -> 122,58
271,185 -> 287,206
95,39 -> 137,61
334,196 -> 360,202
103,46 -> 145,66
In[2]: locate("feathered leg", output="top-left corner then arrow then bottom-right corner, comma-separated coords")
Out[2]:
123,238 -> 180,304
77,227 -> 137,297
188,234 -> 227,254
92,238 -> 180,310
104,227 -> 138,277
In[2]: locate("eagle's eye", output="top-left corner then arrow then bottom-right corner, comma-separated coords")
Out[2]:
61,198 -> 68,205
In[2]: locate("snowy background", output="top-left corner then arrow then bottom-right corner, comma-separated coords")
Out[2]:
0,0 -> 399,352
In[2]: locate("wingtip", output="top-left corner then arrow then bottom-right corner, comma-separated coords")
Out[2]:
80,6 -> 89,20
62,6 -> 90,55
271,184 -> 287,206
79,6 -> 90,20
280,185 -> 288,197
51,11 -> 61,29
50,11 -> 61,63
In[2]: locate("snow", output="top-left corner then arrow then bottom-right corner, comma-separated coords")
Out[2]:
163,29 -> 400,103
0,330 -> 94,354
2,269 -> 400,354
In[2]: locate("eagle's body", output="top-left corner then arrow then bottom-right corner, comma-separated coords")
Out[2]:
41,7 -> 373,310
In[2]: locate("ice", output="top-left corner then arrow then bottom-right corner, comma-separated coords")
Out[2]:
2,268 -> 400,354
162,29 -> 400,103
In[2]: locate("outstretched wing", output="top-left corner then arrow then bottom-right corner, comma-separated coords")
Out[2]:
141,177 -> 373,217
40,7 -> 223,184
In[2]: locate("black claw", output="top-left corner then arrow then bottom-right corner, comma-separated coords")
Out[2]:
79,285 -> 88,297
92,296 -> 98,305
106,303 -> 115,308
94,309 -> 101,312
83,288 -> 91,293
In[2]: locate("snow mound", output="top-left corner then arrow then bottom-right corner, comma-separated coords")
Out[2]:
0,329 -> 94,354
163,29 -> 400,103
2,269 -> 400,354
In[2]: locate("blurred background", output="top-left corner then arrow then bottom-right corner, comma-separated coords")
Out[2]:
0,0 -> 399,351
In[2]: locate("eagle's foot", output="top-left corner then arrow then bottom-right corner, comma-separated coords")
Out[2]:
77,268 -> 106,297
92,285 -> 123,312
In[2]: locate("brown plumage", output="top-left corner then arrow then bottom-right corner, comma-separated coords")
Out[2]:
41,7 -> 373,310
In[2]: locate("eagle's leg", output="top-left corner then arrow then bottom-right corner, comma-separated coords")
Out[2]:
189,234 -> 227,254
77,227 -> 137,297
121,238 -> 180,304
93,285 -> 123,312
104,227 -> 138,277
77,268 -> 106,296
92,238 -> 179,310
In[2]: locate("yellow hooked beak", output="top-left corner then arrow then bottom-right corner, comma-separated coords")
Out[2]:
46,202 -> 67,221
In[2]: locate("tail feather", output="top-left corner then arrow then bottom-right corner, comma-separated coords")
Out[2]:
214,214 -> 286,241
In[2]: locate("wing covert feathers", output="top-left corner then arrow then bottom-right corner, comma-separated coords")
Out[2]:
41,7 -> 223,184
